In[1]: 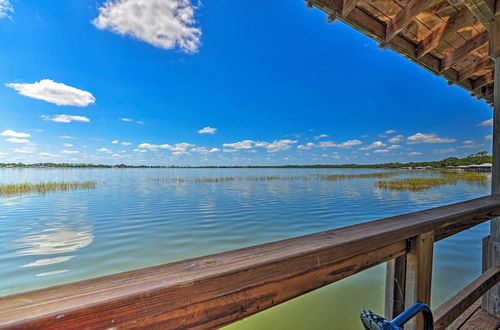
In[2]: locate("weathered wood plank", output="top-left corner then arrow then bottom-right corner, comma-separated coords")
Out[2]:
458,55 -> 493,82
462,0 -> 495,28
417,7 -> 473,59
385,0 -> 435,42
459,307 -> 500,329
342,0 -> 360,17
440,31 -> 489,72
385,255 -> 407,320
434,265 -> 500,330
445,299 -> 480,330
472,71 -> 494,90
404,232 -> 434,330
1,196 -> 499,329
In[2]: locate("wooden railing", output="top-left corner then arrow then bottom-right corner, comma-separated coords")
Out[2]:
1,195 -> 500,329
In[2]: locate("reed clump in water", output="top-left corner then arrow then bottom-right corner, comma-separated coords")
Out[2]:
0,181 -> 97,197
375,178 -> 455,191
440,171 -> 487,181
314,172 -> 399,181
150,178 -> 187,183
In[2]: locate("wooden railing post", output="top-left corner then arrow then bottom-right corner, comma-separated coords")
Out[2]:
404,232 -> 434,330
385,255 -> 407,319
485,9 -> 500,318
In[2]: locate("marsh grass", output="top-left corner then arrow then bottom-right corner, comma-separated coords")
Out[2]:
375,178 -> 455,191
0,181 -> 97,197
313,172 -> 400,181
440,171 -> 487,181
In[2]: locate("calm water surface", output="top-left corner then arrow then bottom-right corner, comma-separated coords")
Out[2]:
0,168 -> 491,329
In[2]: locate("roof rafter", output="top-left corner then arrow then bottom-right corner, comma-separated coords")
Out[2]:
417,7 -> 473,58
472,71 -> 494,90
458,55 -> 493,82
342,0 -> 360,17
462,0 -> 495,28
440,31 -> 489,71
385,0 -> 435,42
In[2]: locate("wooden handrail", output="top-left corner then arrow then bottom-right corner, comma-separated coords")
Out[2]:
1,195 -> 500,329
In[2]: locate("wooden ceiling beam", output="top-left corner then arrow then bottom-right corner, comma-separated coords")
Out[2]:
440,31 -> 489,71
462,0 -> 495,28
385,0 -> 435,42
472,70 -> 495,89
342,0 -> 360,17
417,7 -> 473,58
458,55 -> 493,81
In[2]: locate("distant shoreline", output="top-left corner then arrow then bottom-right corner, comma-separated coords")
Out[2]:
0,152 -> 492,169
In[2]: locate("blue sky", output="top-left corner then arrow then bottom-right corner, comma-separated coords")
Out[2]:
0,0 -> 494,165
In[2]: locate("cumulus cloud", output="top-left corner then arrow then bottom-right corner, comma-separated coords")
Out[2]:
6,79 -> 95,106
478,119 -> 493,127
39,152 -> 60,158
297,140 -> 361,150
97,147 -> 112,153
191,147 -> 220,154
198,126 -> 217,134
408,152 -> 422,156
261,139 -> 297,152
63,143 -> 74,147
137,142 -> 194,155
121,141 -> 132,146
486,135 -> 493,141
433,148 -> 457,154
60,136 -> 76,139
373,149 -> 389,153
460,140 -> 485,149
121,118 -> 132,122
5,137 -> 30,143
359,141 -> 386,150
406,133 -> 455,144
42,114 -> 90,123
388,135 -> 404,143
1,129 -> 30,138
0,0 -> 13,19
93,0 -> 201,53
385,130 -> 396,134
61,150 -> 79,155
388,145 -> 402,150
222,140 -> 255,150
314,134 -> 329,140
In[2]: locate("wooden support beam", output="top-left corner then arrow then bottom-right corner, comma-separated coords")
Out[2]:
385,0 -> 435,42
462,0 -> 495,28
472,71 -> 495,90
417,7 -> 473,59
404,232 -> 434,330
385,255 -> 407,320
434,265 -> 500,329
440,31 -> 489,71
458,55 -> 493,82
342,0 -> 360,17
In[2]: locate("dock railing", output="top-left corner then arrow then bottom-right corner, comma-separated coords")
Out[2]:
1,195 -> 500,329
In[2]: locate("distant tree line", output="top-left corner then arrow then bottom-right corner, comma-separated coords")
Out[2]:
0,151 -> 492,169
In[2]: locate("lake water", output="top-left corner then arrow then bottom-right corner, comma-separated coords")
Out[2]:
0,168 -> 491,329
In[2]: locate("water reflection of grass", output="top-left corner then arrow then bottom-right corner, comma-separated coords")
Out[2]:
375,178 -> 455,191
0,181 -> 97,197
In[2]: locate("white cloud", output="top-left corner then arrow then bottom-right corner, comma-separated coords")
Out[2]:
388,145 -> 402,150
63,143 -> 74,147
133,148 -> 147,153
408,152 -> 422,156
407,133 -> 455,144
136,121 -> 144,124
121,141 -> 132,146
14,146 -> 35,154
97,147 -> 112,153
385,130 -> 396,134
5,137 -> 30,144
298,140 -> 361,150
6,79 -> 95,106
137,142 -> 194,154
198,126 -> 217,134
360,141 -> 386,150
61,150 -> 79,155
112,140 -> 119,144
0,0 -> 13,19
60,136 -> 76,139
314,134 -> 329,140
39,152 -> 60,158
93,0 -> 201,53
42,114 -> 90,123
223,140 -> 255,150
262,139 -> 297,152
297,143 -> 314,150
460,140 -> 485,149
433,148 -> 457,154
1,129 -> 31,138
336,140 -> 362,148
486,135 -> 493,141
478,119 -> 493,127
388,135 -> 404,143
373,149 -> 389,153
121,118 -> 133,122
191,147 -> 220,154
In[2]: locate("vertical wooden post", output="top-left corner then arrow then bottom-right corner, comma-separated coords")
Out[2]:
484,13 -> 500,318
385,255 -> 407,319
404,232 -> 434,330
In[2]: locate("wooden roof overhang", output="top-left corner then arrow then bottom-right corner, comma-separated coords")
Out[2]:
306,0 -> 497,103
